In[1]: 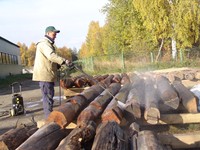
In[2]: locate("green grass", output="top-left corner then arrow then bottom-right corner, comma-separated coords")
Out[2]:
79,59 -> 200,76
0,73 -> 32,89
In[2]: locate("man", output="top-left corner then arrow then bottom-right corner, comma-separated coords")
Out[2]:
33,26 -> 71,118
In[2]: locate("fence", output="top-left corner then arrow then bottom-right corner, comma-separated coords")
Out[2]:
76,49 -> 200,73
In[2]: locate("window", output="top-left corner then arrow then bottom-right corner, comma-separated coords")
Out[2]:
0,52 -> 18,65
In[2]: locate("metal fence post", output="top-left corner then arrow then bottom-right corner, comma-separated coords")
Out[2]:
121,51 -> 125,70
91,56 -> 94,71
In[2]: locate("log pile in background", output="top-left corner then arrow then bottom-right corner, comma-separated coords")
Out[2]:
8,69 -> 200,150
60,74 -> 109,89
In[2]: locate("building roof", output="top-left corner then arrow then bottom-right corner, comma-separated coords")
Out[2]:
0,36 -> 19,48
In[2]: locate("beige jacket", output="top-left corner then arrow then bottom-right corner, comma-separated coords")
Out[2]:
32,37 -> 65,82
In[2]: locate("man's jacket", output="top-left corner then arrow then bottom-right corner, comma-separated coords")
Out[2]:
32,37 -> 65,82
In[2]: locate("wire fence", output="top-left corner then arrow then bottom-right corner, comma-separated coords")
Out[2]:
76,49 -> 200,73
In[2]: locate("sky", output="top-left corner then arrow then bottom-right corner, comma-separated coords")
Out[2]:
0,0 -> 108,50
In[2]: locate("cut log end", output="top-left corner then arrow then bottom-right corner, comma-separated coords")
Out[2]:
101,108 -> 122,124
144,107 -> 160,124
47,111 -> 67,128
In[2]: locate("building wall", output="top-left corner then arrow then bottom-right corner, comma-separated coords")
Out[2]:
0,36 -> 22,78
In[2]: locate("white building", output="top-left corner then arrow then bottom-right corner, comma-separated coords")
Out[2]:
0,36 -> 22,78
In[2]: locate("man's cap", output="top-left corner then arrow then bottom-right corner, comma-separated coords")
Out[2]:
45,26 -> 60,33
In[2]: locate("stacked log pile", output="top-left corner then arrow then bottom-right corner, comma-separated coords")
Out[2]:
2,69 -> 200,149
60,74 -> 109,89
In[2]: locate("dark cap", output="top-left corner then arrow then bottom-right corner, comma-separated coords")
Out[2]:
45,26 -> 60,34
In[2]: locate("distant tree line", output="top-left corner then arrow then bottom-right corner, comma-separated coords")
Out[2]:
18,42 -> 78,67
79,0 -> 200,62
18,0 -> 200,66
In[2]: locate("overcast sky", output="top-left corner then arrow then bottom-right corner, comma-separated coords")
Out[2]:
0,0 -> 108,50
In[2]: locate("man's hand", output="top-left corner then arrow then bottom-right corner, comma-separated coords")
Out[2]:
65,60 -> 71,67
65,60 -> 75,70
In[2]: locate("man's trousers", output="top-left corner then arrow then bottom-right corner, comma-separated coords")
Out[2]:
39,82 -> 54,118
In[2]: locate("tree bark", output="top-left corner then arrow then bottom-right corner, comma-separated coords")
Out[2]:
121,73 -> 131,85
173,81 -> 198,113
48,83 -> 107,128
184,71 -> 195,80
137,130 -> 165,150
112,74 -> 122,83
56,121 -> 96,150
125,78 -> 145,120
155,75 -> 180,111
143,75 -> 160,124
16,122 -> 69,150
60,78 -> 74,89
47,95 -> 87,128
0,125 -> 37,150
77,83 -> 121,127
101,83 -> 131,124
125,88 -> 142,120
91,121 -> 128,150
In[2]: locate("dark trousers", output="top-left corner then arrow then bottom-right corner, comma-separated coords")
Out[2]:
39,82 -> 54,118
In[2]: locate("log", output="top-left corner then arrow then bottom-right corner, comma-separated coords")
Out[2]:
16,122 -> 69,150
101,74 -> 114,87
166,71 -> 184,83
77,83 -> 121,127
125,78 -> 145,119
137,130 -> 166,150
47,95 -> 87,128
48,83 -> 107,128
91,121 -> 128,150
63,87 -> 85,97
56,121 -> 96,150
158,132 -> 200,149
155,75 -> 180,111
143,75 -> 160,124
73,77 -> 87,88
115,83 -> 131,104
112,74 -> 122,83
101,84 -> 131,124
121,73 -> 131,85
125,88 -> 142,119
101,100 -> 123,124
128,72 -> 141,84
139,113 -> 200,125
125,74 -> 145,119
195,71 -> 200,80
184,71 -> 195,80
80,84 -> 106,102
60,78 -> 74,89
0,125 -> 37,150
159,113 -> 200,124
173,81 -> 198,113
128,122 -> 140,150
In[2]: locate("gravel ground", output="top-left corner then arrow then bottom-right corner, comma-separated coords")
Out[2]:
0,80 -> 65,135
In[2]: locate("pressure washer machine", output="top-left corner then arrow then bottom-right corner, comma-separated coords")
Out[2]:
10,82 -> 25,116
